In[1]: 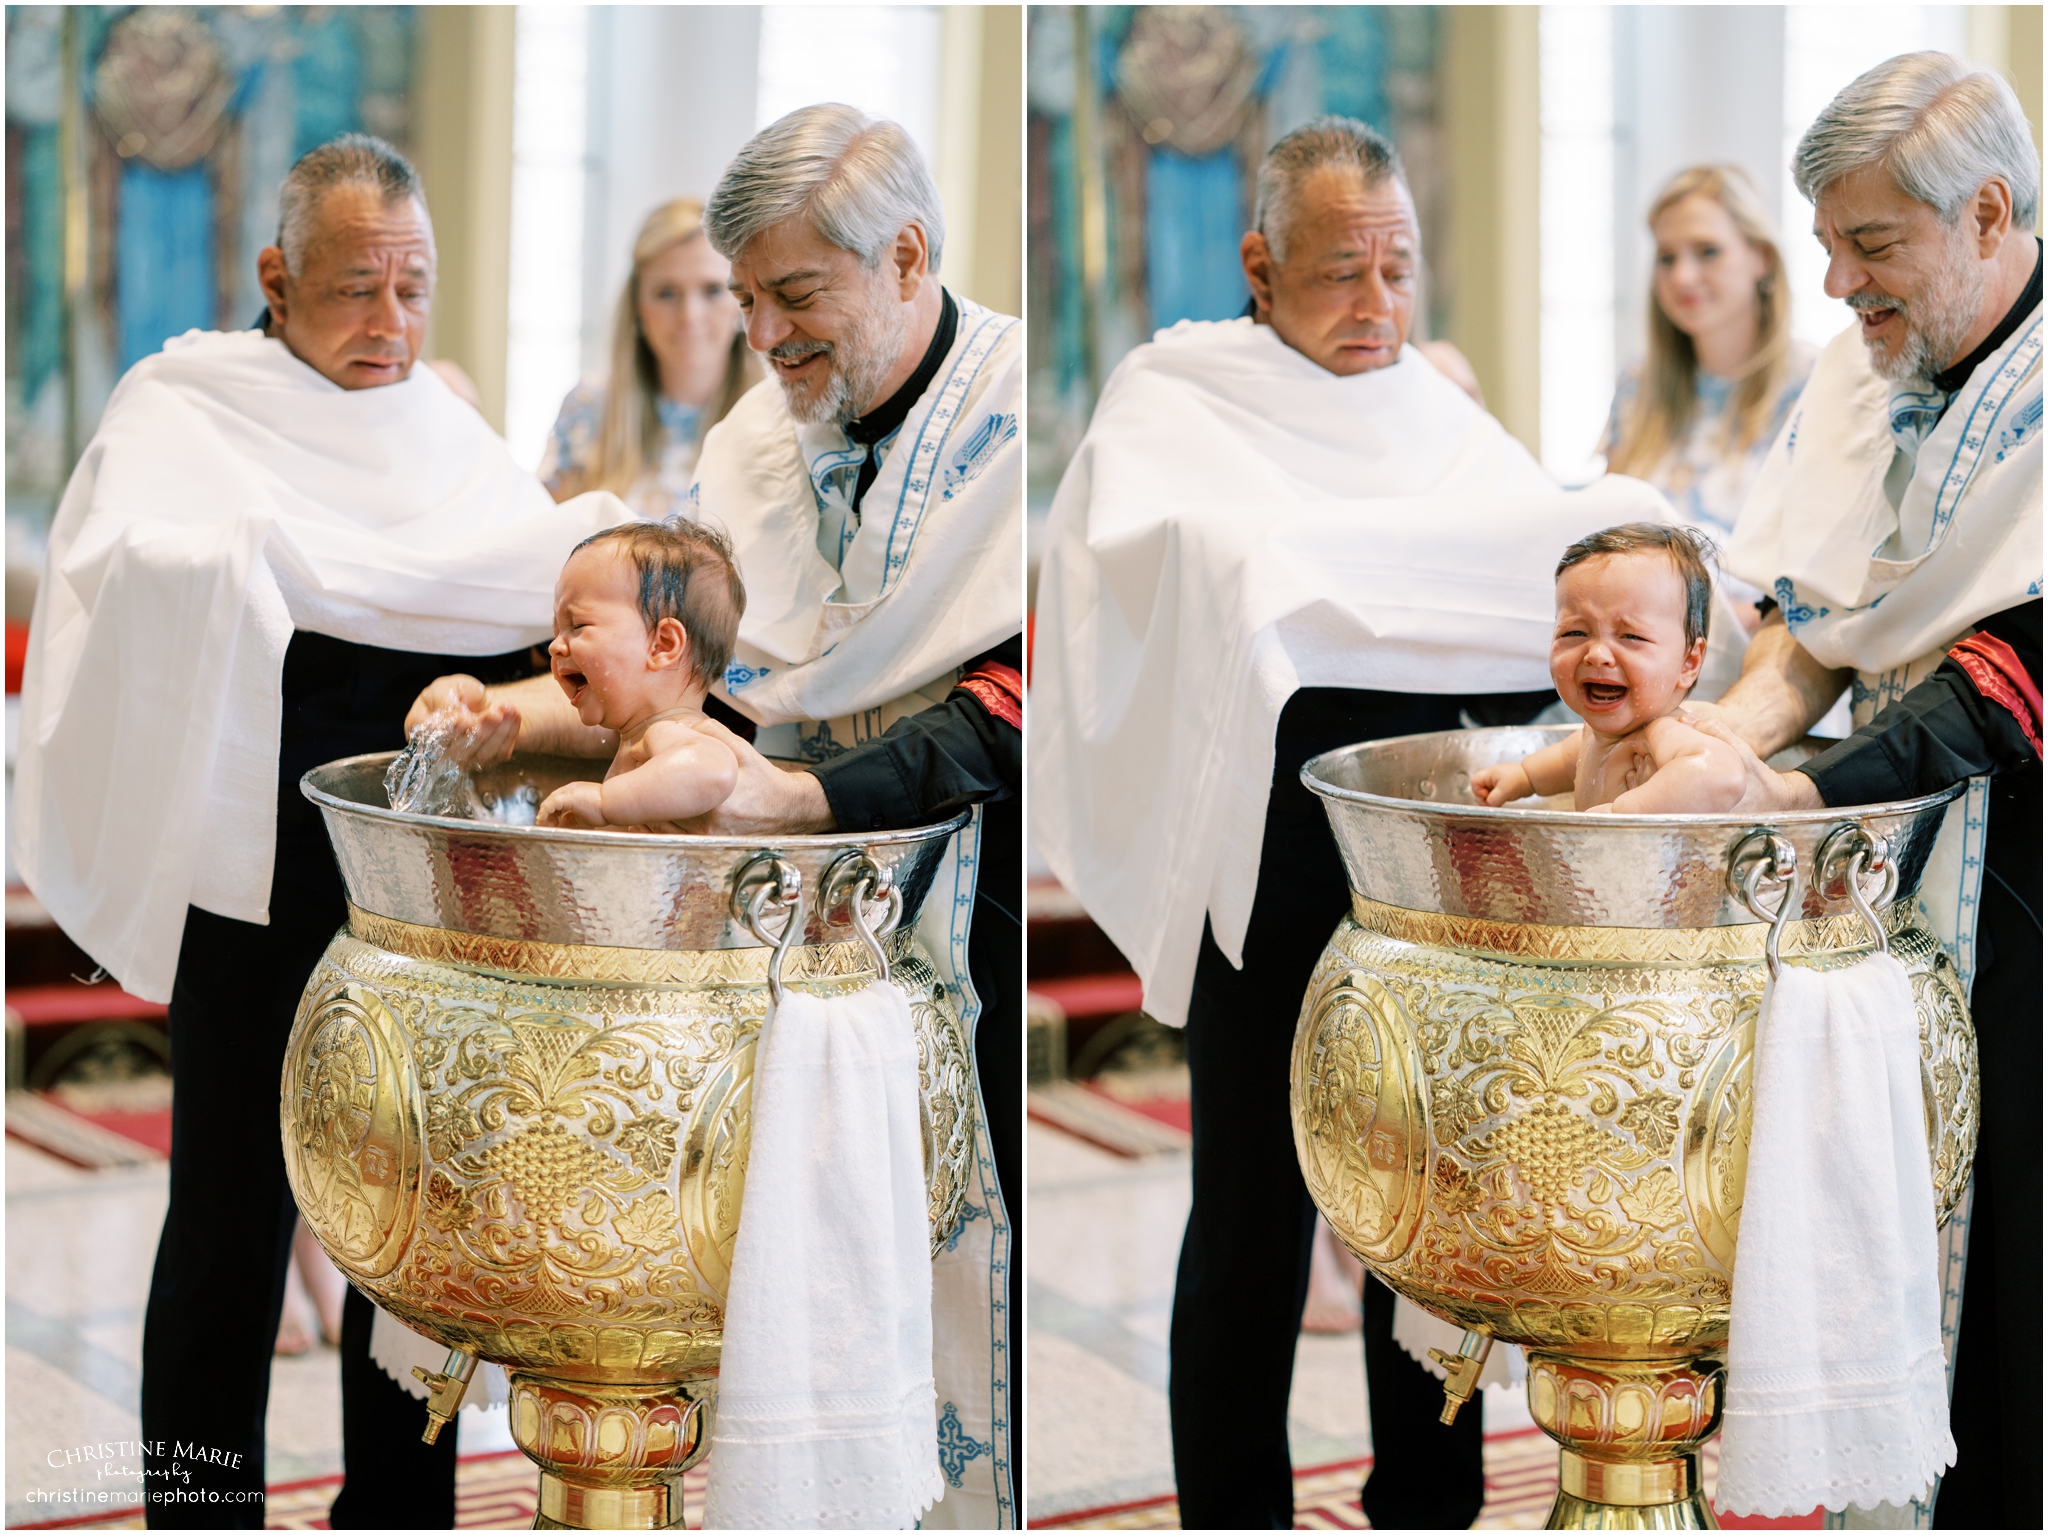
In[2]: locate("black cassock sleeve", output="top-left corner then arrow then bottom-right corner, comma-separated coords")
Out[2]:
807,634 -> 1023,832
1798,601 -> 2041,806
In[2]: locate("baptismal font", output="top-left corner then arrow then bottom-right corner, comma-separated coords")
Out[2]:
1289,727 -> 1977,1530
280,752 -> 976,1530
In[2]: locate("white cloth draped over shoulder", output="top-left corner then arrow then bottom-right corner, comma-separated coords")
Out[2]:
1029,317 -> 1680,1031
1726,307 -> 2041,987
1725,312 -> 2041,684
688,296 -> 1021,760
10,328 -> 627,1004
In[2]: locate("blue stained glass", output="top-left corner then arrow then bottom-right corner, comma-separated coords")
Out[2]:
290,9 -> 363,158
1316,7 -> 1389,132
116,162 -> 217,372
17,125 -> 64,402
1145,146 -> 1249,327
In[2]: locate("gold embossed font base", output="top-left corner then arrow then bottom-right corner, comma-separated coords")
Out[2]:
1291,903 -> 1977,1532
281,923 -> 975,1530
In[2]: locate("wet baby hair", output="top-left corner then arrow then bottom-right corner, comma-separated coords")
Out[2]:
570,517 -> 748,688
1554,522 -> 1718,651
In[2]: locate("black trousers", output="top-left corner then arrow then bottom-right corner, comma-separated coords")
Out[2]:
1168,687 -> 1550,1530
139,895 -> 458,1528
137,632 -> 525,1528
1934,769 -> 2040,1529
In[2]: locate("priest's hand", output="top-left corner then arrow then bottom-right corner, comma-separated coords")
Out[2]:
406,674 -> 521,767
677,733 -> 836,835
1685,714 -> 1826,813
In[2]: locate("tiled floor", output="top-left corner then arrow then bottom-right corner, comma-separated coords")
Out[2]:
5,1138 -> 514,1527
1026,1121 -> 1536,1527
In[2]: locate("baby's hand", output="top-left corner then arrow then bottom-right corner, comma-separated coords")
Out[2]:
536,781 -> 607,829
1470,761 -> 1534,807
408,674 -> 521,767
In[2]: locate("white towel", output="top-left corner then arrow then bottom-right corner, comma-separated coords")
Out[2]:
703,983 -> 941,1530
1716,954 -> 1953,1517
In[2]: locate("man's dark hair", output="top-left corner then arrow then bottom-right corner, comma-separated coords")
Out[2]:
1555,523 -> 1717,651
571,518 -> 748,688
1254,115 -> 1406,263
276,133 -> 429,274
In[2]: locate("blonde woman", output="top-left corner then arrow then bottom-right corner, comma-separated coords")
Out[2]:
541,198 -> 759,513
1602,166 -> 1817,613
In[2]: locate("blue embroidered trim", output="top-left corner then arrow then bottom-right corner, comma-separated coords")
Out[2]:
936,1401 -> 990,1489
877,308 -> 1018,598
1994,390 -> 2042,463
1774,575 -> 1827,626
724,661 -> 768,691
944,1199 -> 986,1253
942,411 -> 1018,500
1927,316 -> 2041,548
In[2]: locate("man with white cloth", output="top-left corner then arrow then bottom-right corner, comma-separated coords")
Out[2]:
1031,117 -> 1674,1529
1697,54 -> 2040,1528
10,136 -> 621,1527
412,106 -> 1021,1528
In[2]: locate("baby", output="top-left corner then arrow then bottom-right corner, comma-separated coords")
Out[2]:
1470,523 -> 1746,815
531,518 -> 751,832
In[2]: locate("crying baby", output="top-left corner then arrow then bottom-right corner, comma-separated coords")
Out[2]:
1471,523 -> 1746,815
532,517 -> 752,833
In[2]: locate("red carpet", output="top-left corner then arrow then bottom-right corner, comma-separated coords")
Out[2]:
65,1106 -> 173,1159
1031,1431 -> 1822,1529
1079,1081 -> 1190,1133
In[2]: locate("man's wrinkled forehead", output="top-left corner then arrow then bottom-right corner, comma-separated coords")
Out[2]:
1295,167 -> 1418,252
1810,163 -> 1931,243
306,189 -> 435,273
727,216 -> 858,294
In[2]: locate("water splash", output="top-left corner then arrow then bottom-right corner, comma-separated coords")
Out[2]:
384,712 -> 486,819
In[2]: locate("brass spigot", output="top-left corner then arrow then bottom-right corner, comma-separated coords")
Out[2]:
413,1347 -> 480,1444
1428,1329 -> 1494,1424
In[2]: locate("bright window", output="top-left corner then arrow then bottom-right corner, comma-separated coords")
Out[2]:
1539,5 -> 1617,485
756,7 -> 943,175
1780,6 -> 1967,352
506,5 -> 590,473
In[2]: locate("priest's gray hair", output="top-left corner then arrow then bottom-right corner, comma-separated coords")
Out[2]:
1256,116 -> 1408,264
1794,52 -> 2038,231
275,133 -> 432,274
704,104 -> 945,273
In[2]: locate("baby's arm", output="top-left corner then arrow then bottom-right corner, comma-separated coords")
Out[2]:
1603,715 -> 1747,814
595,723 -> 742,826
1471,730 -> 1581,806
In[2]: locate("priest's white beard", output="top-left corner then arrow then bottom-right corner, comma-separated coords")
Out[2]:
1848,222 -> 1987,383
766,275 -> 912,426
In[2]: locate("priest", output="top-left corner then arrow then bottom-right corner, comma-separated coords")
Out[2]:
407,104 -> 1023,1529
1707,53 -> 2040,1528
1030,116 -> 1674,1530
10,135 -> 620,1528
